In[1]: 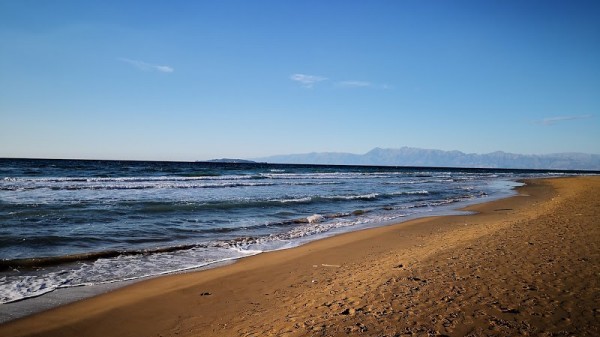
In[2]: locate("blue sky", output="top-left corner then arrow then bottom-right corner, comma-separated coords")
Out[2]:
1,0 -> 599,161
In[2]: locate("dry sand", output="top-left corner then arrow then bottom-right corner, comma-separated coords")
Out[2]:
1,177 -> 598,337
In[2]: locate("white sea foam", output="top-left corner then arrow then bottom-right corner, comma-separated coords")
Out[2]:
0,247 -> 257,304
307,214 -> 324,223
259,172 -> 409,180
324,193 -> 379,200
275,197 -> 313,203
390,190 -> 429,195
0,275 -> 60,304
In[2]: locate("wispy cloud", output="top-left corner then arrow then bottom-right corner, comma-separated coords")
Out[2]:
290,73 -> 327,88
337,80 -> 372,88
120,58 -> 174,73
290,73 -> 390,90
538,114 -> 593,126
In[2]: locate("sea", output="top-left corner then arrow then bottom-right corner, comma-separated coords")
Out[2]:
0,158 -> 587,306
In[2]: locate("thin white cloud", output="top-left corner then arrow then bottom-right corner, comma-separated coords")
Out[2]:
290,73 -> 327,88
154,65 -> 174,73
290,74 -> 391,90
120,58 -> 174,73
337,80 -> 372,88
539,114 -> 593,126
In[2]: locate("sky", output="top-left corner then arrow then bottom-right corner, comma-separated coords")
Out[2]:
1,0 -> 599,161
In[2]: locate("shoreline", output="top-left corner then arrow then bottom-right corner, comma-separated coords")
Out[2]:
0,179 -> 520,321
1,177 -> 598,336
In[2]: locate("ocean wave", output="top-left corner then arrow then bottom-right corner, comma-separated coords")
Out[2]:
274,197 -> 314,204
258,172 -> 413,180
0,210 -> 367,303
1,175 -> 264,184
269,193 -> 380,205
390,190 -> 430,195
0,244 -> 201,272
0,248 -> 257,304
2,171 -> 422,183
322,193 -> 380,200
0,181 -> 277,191
0,178 -> 347,191
0,208 -> 370,272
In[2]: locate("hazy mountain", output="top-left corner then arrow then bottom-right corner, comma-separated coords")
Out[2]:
254,147 -> 600,170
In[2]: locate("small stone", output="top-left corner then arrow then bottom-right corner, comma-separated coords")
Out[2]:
501,308 -> 520,314
341,308 -> 356,315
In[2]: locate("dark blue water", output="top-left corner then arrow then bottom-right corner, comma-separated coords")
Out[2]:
0,158 -> 581,303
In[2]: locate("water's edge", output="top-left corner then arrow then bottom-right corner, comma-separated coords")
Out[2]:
0,181 -> 522,324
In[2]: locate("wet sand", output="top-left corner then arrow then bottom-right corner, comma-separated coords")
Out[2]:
1,177 -> 598,336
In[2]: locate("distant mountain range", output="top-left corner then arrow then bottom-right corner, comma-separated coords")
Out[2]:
253,147 -> 600,171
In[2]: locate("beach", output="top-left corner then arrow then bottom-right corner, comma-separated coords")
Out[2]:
1,176 -> 598,336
